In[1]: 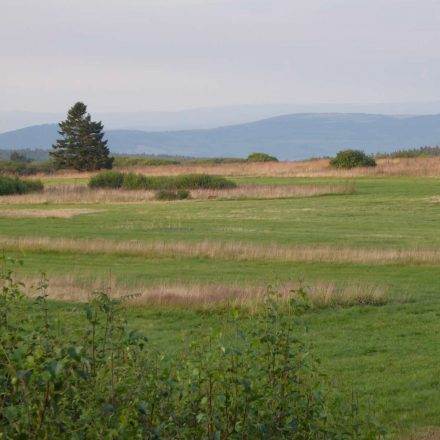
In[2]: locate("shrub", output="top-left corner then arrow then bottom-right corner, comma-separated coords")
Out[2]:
247,152 -> 279,162
89,172 -> 236,191
88,170 -> 124,188
0,175 -> 44,195
122,172 -> 151,190
155,189 -> 190,200
330,149 -> 376,169
170,174 -> 236,190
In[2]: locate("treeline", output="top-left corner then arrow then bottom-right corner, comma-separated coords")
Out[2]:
377,145 -> 440,158
0,149 -> 49,161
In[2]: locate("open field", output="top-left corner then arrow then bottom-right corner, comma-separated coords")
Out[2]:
1,161 -> 440,436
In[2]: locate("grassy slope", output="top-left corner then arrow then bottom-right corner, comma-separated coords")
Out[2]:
1,176 -> 440,435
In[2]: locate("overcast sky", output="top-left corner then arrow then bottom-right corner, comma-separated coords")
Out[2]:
1,0 -> 440,112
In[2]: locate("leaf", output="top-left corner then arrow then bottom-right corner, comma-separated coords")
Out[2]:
48,360 -> 64,378
68,346 -> 82,361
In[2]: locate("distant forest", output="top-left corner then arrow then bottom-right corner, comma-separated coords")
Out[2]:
0,148 -> 49,161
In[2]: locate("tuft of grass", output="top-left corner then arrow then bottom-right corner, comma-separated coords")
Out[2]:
155,189 -> 191,201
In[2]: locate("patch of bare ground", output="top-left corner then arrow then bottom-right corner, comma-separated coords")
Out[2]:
2,235 -> 440,265
23,275 -> 385,309
118,157 -> 440,177
0,183 -> 354,204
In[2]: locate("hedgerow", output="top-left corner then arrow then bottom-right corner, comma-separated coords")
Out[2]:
89,172 -> 237,191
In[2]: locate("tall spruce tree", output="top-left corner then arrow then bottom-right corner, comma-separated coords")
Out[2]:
50,102 -> 113,171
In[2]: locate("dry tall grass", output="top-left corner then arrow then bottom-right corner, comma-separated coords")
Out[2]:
190,183 -> 355,199
0,183 -> 354,204
22,275 -> 385,309
119,157 -> 440,178
29,157 -> 440,184
0,208 -> 99,218
2,235 -> 440,265
399,429 -> 440,440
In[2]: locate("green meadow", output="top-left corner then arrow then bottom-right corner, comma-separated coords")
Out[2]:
1,175 -> 440,436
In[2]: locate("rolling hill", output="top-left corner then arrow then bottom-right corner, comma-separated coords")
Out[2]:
1,113 -> 440,159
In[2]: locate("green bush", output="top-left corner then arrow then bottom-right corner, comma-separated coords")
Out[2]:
155,189 -> 191,200
330,149 -> 377,169
170,174 -> 236,190
0,175 -> 44,195
88,170 -> 124,188
122,172 -> 152,190
0,259 -> 384,438
247,152 -> 279,162
90,172 -> 236,191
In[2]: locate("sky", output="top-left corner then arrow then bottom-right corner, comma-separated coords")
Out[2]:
1,0 -> 440,112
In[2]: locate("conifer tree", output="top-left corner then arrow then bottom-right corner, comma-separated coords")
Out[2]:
50,102 -> 113,171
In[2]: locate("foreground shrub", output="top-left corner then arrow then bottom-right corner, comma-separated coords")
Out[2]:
247,152 -> 279,162
155,189 -> 190,200
89,172 -> 236,191
0,175 -> 44,195
330,150 -> 376,169
0,258 -> 385,439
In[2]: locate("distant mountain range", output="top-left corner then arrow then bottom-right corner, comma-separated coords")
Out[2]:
3,101 -> 440,133
1,113 -> 440,160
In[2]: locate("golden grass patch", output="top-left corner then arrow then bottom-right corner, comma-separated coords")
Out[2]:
22,275 -> 386,310
0,183 -> 354,204
2,235 -> 440,265
399,429 -> 440,440
191,183 -> 355,199
0,208 -> 100,218
118,157 -> 440,178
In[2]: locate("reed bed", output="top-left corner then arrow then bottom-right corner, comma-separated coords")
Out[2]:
22,275 -> 386,309
0,183 -> 353,204
2,235 -> 440,265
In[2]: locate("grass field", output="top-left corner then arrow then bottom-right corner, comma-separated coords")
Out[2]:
1,161 -> 440,437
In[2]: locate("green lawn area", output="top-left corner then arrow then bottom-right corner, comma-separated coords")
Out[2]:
1,175 -> 440,436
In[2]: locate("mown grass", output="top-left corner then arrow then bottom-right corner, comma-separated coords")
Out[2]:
18,295 -> 440,436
